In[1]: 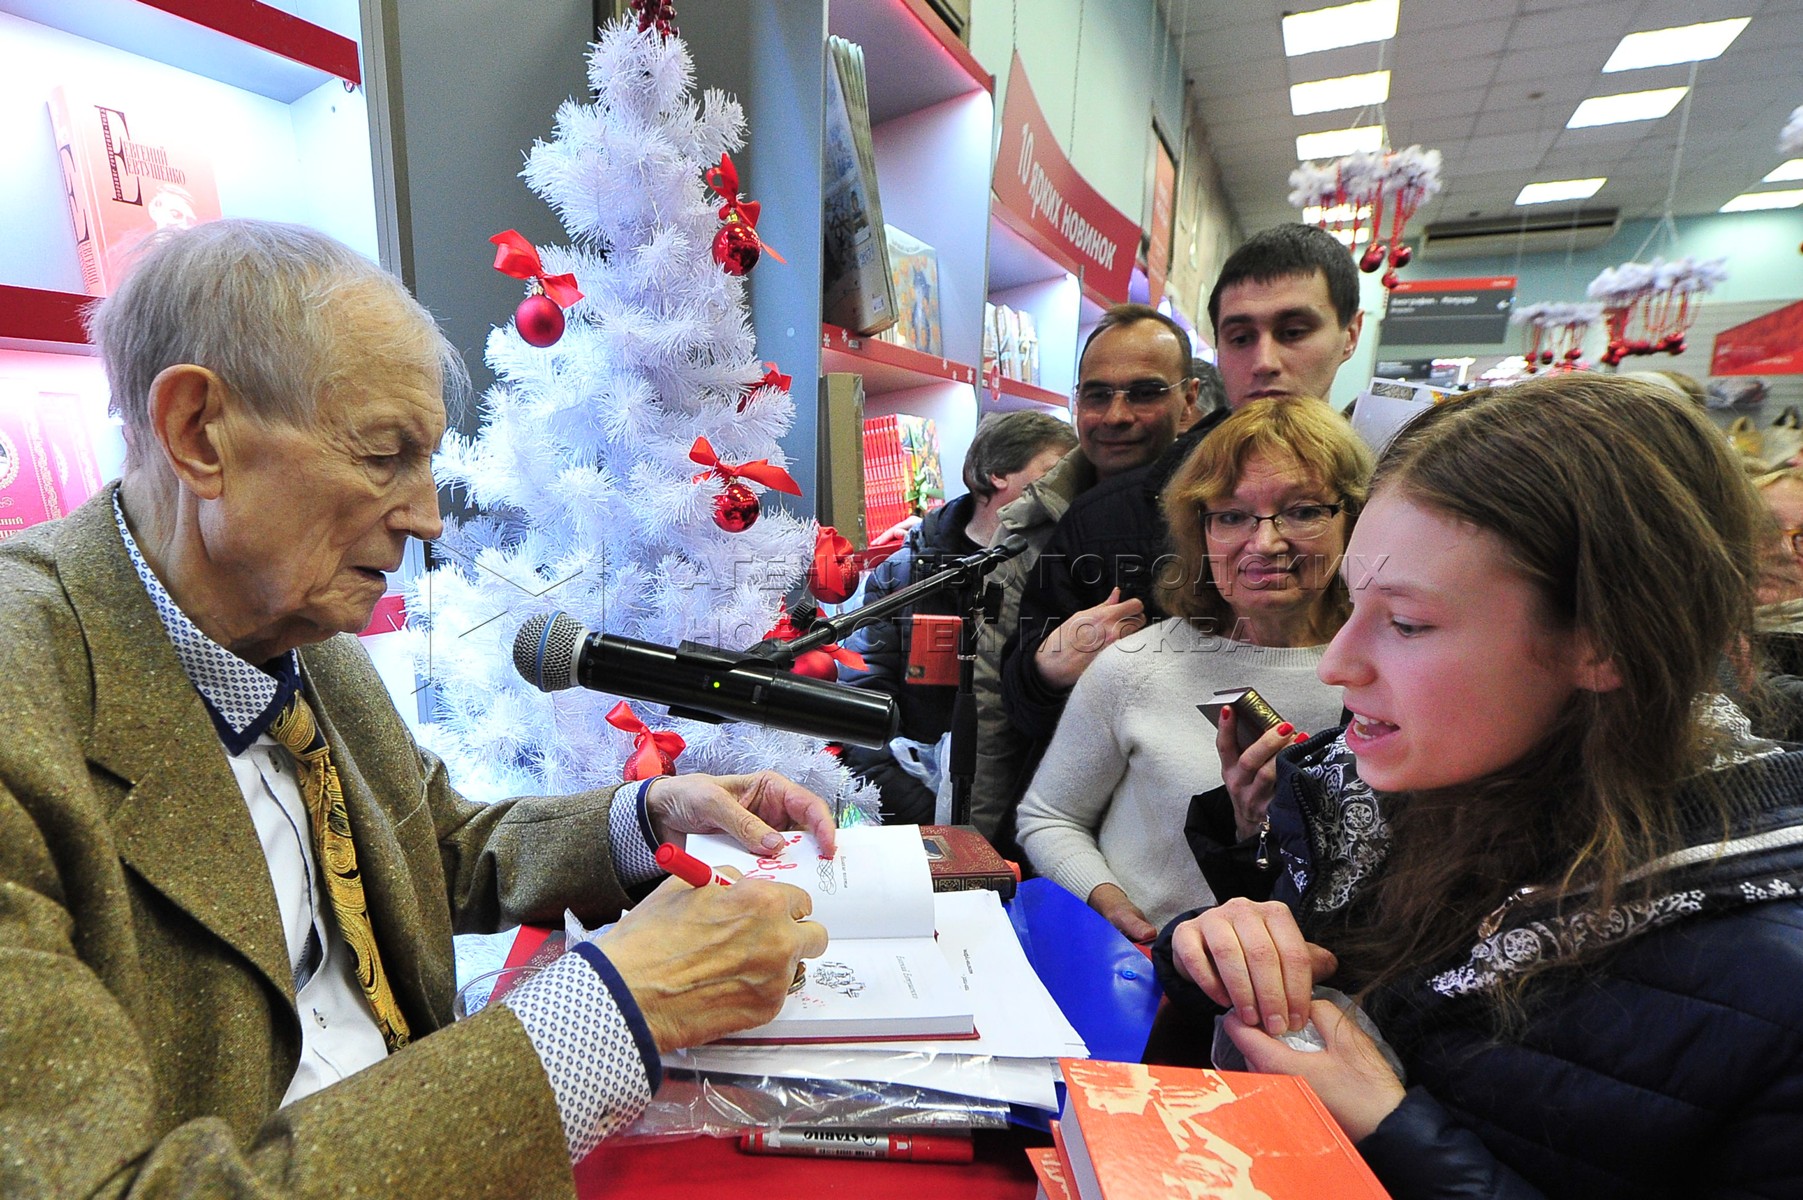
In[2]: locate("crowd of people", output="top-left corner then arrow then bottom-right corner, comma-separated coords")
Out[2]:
6,214 -> 1799,1199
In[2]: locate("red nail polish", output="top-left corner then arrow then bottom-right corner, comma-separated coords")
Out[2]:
1275,722 -> 1294,737
1294,731 -> 1310,743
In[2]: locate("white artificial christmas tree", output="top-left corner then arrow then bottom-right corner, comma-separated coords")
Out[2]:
408,8 -> 880,822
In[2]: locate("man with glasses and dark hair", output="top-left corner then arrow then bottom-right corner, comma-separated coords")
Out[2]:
969,304 -> 1216,844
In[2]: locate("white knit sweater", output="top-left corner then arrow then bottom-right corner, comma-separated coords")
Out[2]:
1015,617 -> 1345,928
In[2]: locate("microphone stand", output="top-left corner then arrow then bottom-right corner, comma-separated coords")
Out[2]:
747,539 -> 1023,826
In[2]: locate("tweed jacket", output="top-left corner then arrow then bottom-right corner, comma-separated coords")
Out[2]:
0,488 -> 633,1198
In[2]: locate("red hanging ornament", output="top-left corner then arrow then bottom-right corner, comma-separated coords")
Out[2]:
629,0 -> 677,39
1358,243 -> 1386,273
704,154 -> 785,277
490,229 -> 584,348
807,525 -> 862,604
514,293 -> 565,348
605,701 -> 685,781
689,435 -> 802,534
714,481 -> 761,532
738,361 -> 792,413
713,218 -> 761,276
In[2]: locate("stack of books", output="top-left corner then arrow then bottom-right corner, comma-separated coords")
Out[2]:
649,825 -> 1086,1133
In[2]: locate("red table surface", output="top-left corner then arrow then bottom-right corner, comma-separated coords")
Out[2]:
503,928 -> 1047,1198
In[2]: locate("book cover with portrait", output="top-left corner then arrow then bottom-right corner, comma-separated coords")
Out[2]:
47,83 -> 222,297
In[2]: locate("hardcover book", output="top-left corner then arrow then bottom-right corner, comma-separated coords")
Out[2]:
1028,1146 -> 1075,1200
876,224 -> 943,357
688,824 -> 977,1043
47,84 -> 222,297
1056,1058 -> 1389,1199
822,36 -> 896,335
0,389 -> 103,541
921,824 -> 1019,900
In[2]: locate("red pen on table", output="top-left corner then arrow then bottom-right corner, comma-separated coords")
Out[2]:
655,842 -> 735,888
738,1129 -> 974,1164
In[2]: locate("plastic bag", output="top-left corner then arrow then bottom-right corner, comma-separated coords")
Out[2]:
619,1069 -> 1012,1143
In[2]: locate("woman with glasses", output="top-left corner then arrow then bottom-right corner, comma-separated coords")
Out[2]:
1015,397 -> 1373,942
1155,375 -> 1803,1199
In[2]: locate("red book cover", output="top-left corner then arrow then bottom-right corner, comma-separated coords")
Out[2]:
1057,1058 -> 1390,1199
48,84 -> 223,297
0,391 -> 101,540
1027,1146 -> 1075,1200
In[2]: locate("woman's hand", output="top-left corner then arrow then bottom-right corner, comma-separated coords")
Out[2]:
1215,707 -> 1307,842
1222,997 -> 1406,1142
1169,897 -> 1337,1036
1087,882 -> 1158,943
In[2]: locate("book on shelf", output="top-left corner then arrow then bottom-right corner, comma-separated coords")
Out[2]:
817,373 -> 868,550
47,84 -> 223,297
861,412 -> 912,537
1056,1058 -> 1390,1199
921,824 -> 1019,900
687,824 -> 977,1043
822,36 -> 897,335
0,388 -> 105,541
874,224 -> 943,357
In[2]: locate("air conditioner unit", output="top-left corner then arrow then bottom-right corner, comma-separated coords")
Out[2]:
1418,208 -> 1621,260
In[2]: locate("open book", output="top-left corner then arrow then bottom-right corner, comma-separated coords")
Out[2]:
686,824 -> 976,1043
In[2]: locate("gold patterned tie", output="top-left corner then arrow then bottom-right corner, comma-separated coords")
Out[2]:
270,691 -> 411,1052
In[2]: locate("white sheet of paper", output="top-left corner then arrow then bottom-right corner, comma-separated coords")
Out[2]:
686,824 -> 934,941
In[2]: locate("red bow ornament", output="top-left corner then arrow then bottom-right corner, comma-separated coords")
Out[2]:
760,604 -> 867,678
807,525 -> 862,605
704,154 -> 785,271
490,230 -> 584,348
738,361 -> 793,413
688,436 -> 802,495
605,701 -> 685,781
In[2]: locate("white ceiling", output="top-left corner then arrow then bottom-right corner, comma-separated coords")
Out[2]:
1160,0 -> 1803,237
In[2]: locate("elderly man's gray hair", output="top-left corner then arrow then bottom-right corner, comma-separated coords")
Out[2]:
86,218 -> 467,467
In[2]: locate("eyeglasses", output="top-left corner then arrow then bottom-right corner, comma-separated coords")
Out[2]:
1072,379 -> 1190,412
1200,501 -> 1346,542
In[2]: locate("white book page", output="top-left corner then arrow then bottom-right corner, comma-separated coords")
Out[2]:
828,889 -> 1089,1059
721,936 -> 973,1042
686,824 -> 934,941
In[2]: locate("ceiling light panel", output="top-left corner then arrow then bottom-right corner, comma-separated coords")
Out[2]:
1296,125 -> 1385,160
1601,18 -> 1750,72
1720,189 -> 1803,212
1566,87 -> 1688,129
1282,0 -> 1399,57
1291,71 -> 1391,116
1515,178 -> 1607,205
1764,160 -> 1803,183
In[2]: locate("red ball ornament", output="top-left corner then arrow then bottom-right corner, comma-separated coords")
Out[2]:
1539,350 -> 1555,365
713,219 -> 762,276
515,293 -> 565,347
1389,243 -> 1413,267
1666,336 -> 1686,356
790,649 -> 840,680
713,480 -> 761,531
1358,244 -> 1386,273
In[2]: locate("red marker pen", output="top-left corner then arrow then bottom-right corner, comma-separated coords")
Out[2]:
655,842 -> 734,888
738,1129 -> 974,1164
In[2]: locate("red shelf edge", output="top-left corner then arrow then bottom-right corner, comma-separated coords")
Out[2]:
0,285 -> 94,347
821,323 -> 977,386
896,0 -> 992,95
140,0 -> 362,85
995,375 -> 1065,408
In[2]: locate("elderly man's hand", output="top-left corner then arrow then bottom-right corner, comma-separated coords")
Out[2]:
597,871 -> 828,1051
644,770 -> 838,858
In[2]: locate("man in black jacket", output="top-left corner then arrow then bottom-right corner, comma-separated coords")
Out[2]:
837,411 -> 1075,821
997,224 -> 1364,821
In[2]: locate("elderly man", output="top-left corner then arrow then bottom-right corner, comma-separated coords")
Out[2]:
1,219 -> 830,1196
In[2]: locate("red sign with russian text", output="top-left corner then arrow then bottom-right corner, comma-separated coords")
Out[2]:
993,53 -> 1138,305
1712,300 -> 1803,376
